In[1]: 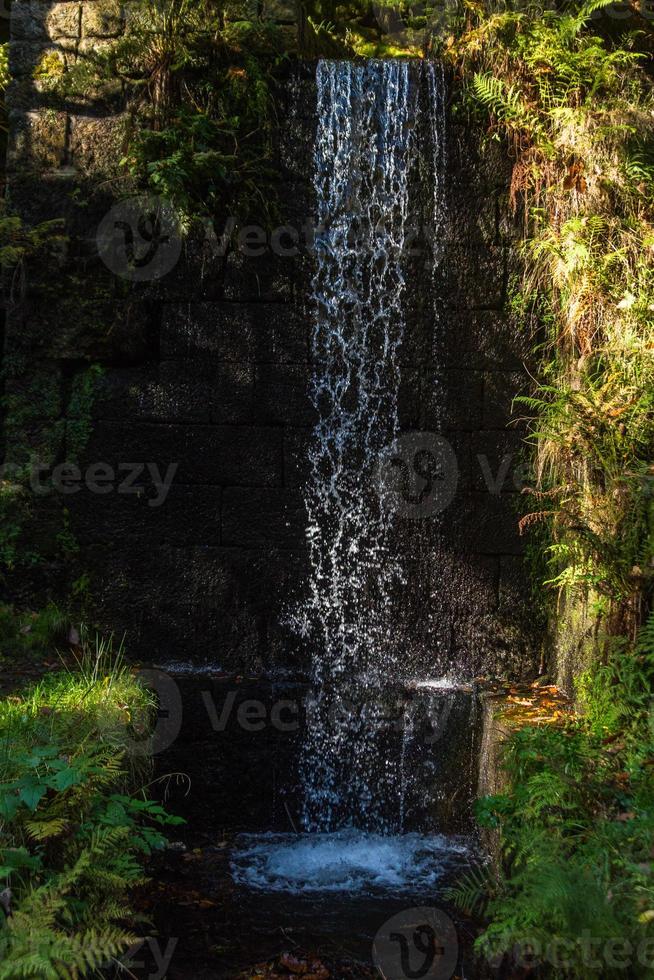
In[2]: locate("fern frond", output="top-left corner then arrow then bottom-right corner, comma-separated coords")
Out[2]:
25,819 -> 68,841
445,863 -> 495,916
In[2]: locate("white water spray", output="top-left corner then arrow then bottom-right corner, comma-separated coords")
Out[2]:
230,62 -> 474,896
289,59 -> 449,835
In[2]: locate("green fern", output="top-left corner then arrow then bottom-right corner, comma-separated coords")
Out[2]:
0,641 -> 182,978
446,863 -> 495,916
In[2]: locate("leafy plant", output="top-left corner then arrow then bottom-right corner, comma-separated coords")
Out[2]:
0,633 -> 184,978
56,0 -> 288,223
453,614 -> 654,977
0,604 -> 69,665
448,0 -> 654,643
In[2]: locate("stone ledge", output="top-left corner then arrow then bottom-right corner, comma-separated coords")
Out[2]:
478,682 -> 572,802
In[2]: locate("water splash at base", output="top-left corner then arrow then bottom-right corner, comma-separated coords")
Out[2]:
230,829 -> 469,895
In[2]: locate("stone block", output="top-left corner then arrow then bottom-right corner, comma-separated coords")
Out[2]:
398,367 -> 421,428
46,2 -> 82,38
471,431 -> 526,494
446,186 -> 497,246
282,427 -> 312,489
424,368 -> 484,432
8,41 -> 37,78
161,302 -> 308,363
10,257 -> 136,364
12,1 -> 81,41
69,483 -> 222,548
11,1 -> 46,40
448,125 -> 512,193
278,119 -> 316,179
76,36 -> 119,57
82,0 -> 124,37
5,174 -> 116,243
446,430 -> 472,492
6,109 -> 67,172
156,360 -> 255,425
92,366 -> 211,424
445,492 -> 523,556
441,553 -> 500,617
499,555 -> 532,618
223,250 -> 294,303
442,311 -> 530,371
483,369 -> 528,429
82,421 -> 284,488
68,113 -> 127,175
444,244 -> 506,310
222,487 -> 307,549
254,364 -> 314,426
76,35 -> 127,104
497,190 -> 523,242
6,77 -> 43,112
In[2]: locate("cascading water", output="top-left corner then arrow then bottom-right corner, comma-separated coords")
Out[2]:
231,60 -> 472,895
291,59 -> 454,837
291,59 -> 417,834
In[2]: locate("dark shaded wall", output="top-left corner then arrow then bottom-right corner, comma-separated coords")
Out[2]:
4,5 -> 539,677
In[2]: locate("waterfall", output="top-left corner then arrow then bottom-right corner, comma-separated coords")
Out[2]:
291,59 -> 447,834
426,60 -> 447,269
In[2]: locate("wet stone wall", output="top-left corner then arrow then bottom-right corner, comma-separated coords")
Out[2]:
4,5 -> 540,679
157,674 -> 481,839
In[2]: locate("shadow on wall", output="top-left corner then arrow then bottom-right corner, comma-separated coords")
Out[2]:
3,34 -> 539,677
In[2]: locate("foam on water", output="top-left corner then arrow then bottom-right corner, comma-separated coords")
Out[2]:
153,660 -> 224,675
412,676 -> 461,691
230,830 -> 468,895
